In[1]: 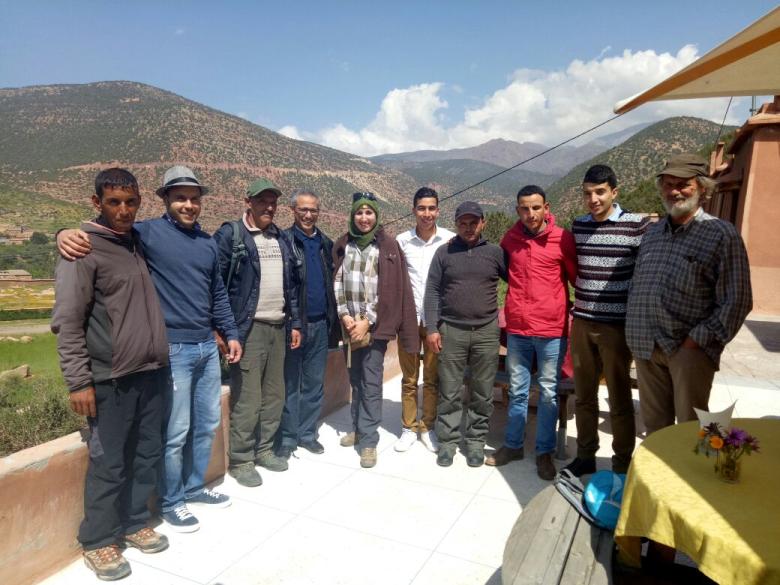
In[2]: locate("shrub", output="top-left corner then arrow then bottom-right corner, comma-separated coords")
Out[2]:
0,375 -> 83,457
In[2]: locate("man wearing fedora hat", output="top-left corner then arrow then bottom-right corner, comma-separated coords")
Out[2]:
213,178 -> 301,488
626,153 -> 752,434
57,165 -> 242,533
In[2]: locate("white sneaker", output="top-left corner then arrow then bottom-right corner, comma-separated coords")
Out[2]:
420,430 -> 440,453
394,428 -> 418,452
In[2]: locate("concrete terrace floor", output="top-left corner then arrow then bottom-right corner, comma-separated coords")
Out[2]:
40,316 -> 780,585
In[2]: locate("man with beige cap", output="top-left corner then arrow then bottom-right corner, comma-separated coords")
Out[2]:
626,153 -> 752,434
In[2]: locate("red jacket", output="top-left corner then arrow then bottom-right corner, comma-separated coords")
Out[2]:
500,213 -> 577,338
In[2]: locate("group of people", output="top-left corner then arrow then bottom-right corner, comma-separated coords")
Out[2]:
52,151 -> 752,581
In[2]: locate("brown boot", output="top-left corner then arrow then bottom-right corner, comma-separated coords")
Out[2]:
123,527 -> 169,554
536,453 -> 556,481
485,446 -> 524,467
83,545 -> 131,581
340,432 -> 356,447
360,447 -> 377,468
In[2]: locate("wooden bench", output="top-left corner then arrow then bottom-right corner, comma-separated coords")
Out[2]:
502,485 -> 613,585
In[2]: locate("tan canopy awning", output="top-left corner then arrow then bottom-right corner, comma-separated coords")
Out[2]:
614,7 -> 780,114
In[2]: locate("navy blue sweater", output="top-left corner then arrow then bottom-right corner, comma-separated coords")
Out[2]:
135,216 -> 238,344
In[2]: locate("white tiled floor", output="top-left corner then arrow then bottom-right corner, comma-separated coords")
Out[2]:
40,338 -> 780,585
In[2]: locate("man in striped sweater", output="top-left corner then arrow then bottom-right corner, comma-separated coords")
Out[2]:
564,165 -> 650,476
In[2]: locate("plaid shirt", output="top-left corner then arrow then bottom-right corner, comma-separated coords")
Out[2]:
625,208 -> 752,367
334,240 -> 380,324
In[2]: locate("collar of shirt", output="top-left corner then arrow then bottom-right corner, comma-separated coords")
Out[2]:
583,203 -> 623,222
663,206 -> 704,233
163,213 -> 201,232
242,211 -> 279,237
407,225 -> 447,245
293,224 -> 319,240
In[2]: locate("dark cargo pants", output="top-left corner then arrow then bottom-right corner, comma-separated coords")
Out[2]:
79,369 -> 164,550
435,319 -> 500,455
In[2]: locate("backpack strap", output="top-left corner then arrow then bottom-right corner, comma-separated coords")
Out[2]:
225,221 -> 248,290
554,469 -> 602,529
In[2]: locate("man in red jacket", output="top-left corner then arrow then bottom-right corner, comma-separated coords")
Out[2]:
486,185 -> 577,480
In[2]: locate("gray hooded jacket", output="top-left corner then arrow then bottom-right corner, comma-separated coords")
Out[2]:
52,221 -> 169,392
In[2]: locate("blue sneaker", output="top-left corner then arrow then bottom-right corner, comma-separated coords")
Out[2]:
161,504 -> 200,533
186,488 -> 231,508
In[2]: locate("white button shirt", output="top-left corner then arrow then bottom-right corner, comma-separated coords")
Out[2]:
396,225 -> 456,326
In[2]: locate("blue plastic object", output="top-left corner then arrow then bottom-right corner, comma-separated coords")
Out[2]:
584,470 -> 626,530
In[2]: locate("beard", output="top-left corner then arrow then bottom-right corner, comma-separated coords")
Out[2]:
663,190 -> 701,219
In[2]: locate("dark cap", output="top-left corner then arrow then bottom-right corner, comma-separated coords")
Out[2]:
454,201 -> 484,221
246,178 -> 283,199
656,153 -> 709,179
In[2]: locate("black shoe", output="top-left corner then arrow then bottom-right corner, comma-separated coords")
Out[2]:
277,445 -> 294,460
437,450 -> 454,467
466,450 -> 484,467
299,440 -> 325,455
563,457 -> 596,477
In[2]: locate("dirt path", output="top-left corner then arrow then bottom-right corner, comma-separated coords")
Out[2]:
0,319 -> 51,336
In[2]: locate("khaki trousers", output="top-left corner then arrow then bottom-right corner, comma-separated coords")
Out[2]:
398,325 -> 439,433
571,317 -> 636,471
635,345 -> 715,436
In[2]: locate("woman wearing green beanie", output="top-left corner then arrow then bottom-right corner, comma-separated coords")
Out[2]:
333,192 -> 419,468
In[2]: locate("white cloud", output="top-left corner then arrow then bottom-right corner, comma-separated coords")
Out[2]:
286,45 -> 747,156
278,125 -> 303,140
174,27 -> 185,36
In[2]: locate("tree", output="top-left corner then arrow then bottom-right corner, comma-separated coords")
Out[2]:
30,232 -> 48,245
483,211 -> 515,244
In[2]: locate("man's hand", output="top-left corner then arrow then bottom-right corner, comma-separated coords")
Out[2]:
681,336 -> 700,350
341,315 -> 356,333
69,387 -> 97,417
426,332 -> 442,354
226,340 -> 242,364
350,318 -> 370,342
214,330 -> 228,355
57,229 -> 92,261
290,329 -> 302,350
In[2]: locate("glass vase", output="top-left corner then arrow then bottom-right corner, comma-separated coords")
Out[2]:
716,452 -> 741,483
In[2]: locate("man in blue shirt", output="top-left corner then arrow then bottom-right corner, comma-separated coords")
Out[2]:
57,166 -> 242,533
277,189 -> 339,459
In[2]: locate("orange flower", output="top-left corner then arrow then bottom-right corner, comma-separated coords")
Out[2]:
698,429 -> 707,439
710,436 -> 724,450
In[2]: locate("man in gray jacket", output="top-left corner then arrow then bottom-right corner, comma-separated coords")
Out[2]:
52,168 -> 170,581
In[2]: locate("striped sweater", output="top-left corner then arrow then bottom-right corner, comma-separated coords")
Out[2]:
572,211 -> 650,322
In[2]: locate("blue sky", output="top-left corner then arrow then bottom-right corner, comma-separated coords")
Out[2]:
1,0 -> 776,155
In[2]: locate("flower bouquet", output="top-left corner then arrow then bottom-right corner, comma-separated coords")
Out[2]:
694,422 -> 760,482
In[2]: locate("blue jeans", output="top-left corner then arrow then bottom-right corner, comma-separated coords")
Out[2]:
505,334 -> 566,455
159,340 -> 222,512
280,319 -> 329,448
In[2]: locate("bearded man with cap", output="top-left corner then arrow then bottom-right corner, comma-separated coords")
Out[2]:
57,165 -> 242,533
424,201 -> 507,468
626,153 -> 752,435
212,178 -> 301,488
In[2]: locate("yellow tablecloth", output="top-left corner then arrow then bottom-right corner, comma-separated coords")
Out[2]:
615,419 -> 780,585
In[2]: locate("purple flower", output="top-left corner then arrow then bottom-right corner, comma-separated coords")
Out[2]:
725,428 -> 749,447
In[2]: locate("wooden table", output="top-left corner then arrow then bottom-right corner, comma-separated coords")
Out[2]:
614,418 -> 780,585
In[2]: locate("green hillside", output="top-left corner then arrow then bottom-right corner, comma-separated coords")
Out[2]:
547,116 -> 736,224
0,187 -> 91,233
0,81 -> 418,234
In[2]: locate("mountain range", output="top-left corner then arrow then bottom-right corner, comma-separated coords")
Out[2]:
0,81 -> 731,236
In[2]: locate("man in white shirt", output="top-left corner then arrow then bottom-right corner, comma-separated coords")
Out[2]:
395,187 -> 456,453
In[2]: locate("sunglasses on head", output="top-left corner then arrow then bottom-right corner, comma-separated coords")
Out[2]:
352,192 -> 377,202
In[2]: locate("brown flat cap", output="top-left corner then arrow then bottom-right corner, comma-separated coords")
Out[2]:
656,153 -> 709,178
